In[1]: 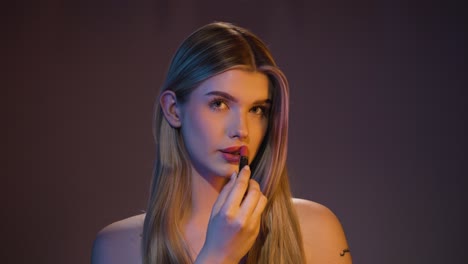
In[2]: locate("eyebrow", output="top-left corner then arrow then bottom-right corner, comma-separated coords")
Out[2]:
205,91 -> 271,105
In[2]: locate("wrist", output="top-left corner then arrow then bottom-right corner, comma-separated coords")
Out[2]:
194,248 -> 237,264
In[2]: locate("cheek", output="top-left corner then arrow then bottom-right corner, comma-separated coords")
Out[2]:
255,118 -> 269,138
185,109 -> 220,141
250,119 -> 269,149
186,113 -> 204,137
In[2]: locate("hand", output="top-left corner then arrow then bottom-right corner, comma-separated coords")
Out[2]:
195,166 -> 268,264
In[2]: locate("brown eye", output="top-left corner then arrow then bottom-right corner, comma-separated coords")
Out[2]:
209,99 -> 228,111
251,106 -> 267,116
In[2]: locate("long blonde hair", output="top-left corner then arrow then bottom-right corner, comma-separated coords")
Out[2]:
143,22 -> 305,263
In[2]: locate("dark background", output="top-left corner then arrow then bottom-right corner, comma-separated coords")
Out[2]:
4,1 -> 466,263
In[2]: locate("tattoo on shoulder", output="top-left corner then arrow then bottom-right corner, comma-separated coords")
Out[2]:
340,248 -> 350,256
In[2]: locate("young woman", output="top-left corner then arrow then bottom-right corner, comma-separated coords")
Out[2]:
92,22 -> 352,264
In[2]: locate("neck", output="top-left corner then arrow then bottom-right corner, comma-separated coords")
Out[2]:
189,167 -> 229,223
183,168 -> 230,259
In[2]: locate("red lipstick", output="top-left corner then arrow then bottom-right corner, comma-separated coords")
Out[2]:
239,146 -> 249,172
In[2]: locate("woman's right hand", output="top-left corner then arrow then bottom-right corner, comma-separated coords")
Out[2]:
195,166 -> 268,264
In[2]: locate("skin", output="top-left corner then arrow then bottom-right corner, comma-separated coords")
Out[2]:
164,69 -> 270,262
91,69 -> 352,264
167,68 -> 271,187
91,201 -> 352,264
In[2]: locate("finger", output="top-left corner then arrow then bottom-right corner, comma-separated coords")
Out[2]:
237,179 -> 262,220
221,165 -> 251,211
211,171 -> 237,215
251,194 -> 268,220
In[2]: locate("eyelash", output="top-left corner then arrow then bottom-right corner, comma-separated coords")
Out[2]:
251,105 -> 268,117
209,98 -> 229,111
208,97 -> 269,117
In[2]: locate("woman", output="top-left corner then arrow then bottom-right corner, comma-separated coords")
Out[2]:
92,22 -> 352,264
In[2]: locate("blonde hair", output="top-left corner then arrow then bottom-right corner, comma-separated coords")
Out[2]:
143,22 -> 305,263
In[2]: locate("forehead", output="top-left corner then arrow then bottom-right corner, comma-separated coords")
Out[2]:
193,69 -> 270,99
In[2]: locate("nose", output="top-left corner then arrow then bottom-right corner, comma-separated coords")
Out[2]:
229,112 -> 249,140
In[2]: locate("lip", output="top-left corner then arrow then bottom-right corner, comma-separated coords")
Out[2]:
220,152 -> 241,163
220,146 -> 243,154
219,146 -> 247,163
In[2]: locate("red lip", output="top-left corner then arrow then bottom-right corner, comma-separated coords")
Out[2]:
220,146 -> 243,154
219,146 -> 248,163
220,152 -> 241,163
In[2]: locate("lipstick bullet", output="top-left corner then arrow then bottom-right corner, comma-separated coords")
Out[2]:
239,146 -> 249,172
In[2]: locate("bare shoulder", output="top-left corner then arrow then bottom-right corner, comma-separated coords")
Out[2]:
292,198 -> 352,264
91,213 -> 145,264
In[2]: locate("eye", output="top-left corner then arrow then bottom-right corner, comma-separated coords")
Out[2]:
250,105 -> 268,116
209,98 -> 229,111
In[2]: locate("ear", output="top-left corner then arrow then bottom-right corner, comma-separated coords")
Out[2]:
160,90 -> 182,128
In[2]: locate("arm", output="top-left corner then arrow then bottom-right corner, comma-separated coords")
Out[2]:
294,198 -> 352,264
91,230 -> 114,264
91,215 -> 144,264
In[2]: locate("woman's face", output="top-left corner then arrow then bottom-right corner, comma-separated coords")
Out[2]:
179,69 -> 270,179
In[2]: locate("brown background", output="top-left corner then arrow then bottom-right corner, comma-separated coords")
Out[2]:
4,0 -> 466,263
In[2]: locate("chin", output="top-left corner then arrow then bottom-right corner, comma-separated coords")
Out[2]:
215,165 -> 237,178
216,171 -> 234,179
